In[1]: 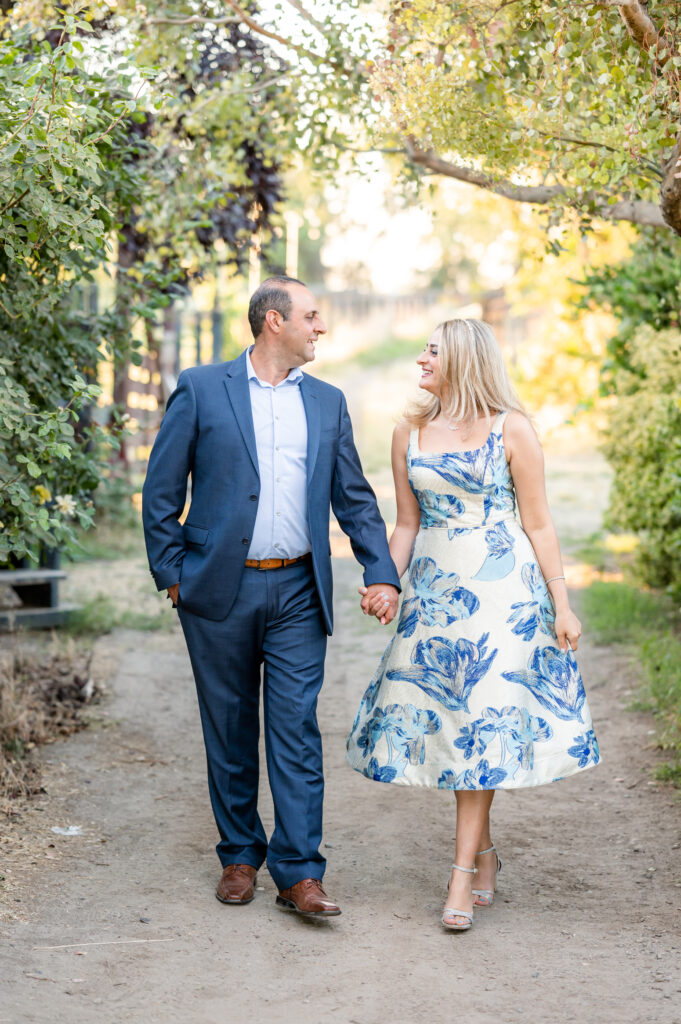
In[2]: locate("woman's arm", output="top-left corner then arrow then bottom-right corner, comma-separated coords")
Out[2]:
505,411 -> 581,652
361,421 -> 421,617
388,421 -> 421,577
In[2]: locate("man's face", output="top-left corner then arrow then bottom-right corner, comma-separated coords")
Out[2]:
278,285 -> 327,365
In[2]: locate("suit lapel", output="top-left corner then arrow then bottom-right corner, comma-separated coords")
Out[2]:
223,352 -> 259,479
300,374 -> 320,488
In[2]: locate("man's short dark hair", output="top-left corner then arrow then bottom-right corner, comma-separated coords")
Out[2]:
248,275 -> 306,339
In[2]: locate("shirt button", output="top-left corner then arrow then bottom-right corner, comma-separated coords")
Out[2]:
276,512 -> 281,517
275,446 -> 280,451
249,494 -> 257,501
242,538 -> 249,545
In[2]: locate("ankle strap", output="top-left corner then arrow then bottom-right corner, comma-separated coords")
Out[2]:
477,845 -> 496,856
451,863 -> 478,875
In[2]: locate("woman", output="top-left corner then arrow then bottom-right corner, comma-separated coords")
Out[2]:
346,318 -> 600,931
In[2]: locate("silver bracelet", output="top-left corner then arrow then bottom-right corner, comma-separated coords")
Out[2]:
545,574 -> 566,585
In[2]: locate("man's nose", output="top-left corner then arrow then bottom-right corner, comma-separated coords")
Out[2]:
315,317 -> 327,334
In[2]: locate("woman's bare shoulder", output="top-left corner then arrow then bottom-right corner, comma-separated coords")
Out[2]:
503,410 -> 542,456
391,418 -> 413,456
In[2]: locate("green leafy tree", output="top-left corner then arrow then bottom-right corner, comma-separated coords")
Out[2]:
580,228 -> 681,382
0,16 -> 142,561
602,325 -> 681,598
209,0 -> 681,236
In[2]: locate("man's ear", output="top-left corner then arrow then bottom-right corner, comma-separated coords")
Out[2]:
265,309 -> 282,334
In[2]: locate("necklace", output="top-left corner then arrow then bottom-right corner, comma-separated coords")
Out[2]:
443,416 -> 461,431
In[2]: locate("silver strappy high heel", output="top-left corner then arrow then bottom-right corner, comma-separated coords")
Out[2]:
442,863 -> 477,931
472,844 -> 502,907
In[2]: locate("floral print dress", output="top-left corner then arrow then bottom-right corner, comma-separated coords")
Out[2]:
346,412 -> 600,790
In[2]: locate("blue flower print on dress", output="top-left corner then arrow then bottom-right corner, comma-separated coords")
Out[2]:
412,488 -> 465,529
412,441 -> 494,501
567,729 -> 600,768
356,704 -> 407,758
453,705 -> 553,780
387,633 -> 498,713
349,638 -> 396,735
484,443 -> 516,524
502,646 -> 586,722
412,431 -> 515,525
397,557 -> 479,639
452,719 -> 493,760
473,522 -> 516,581
357,703 -> 441,782
437,759 -> 508,790
391,704 -> 442,765
507,563 -> 556,641
367,757 -> 398,783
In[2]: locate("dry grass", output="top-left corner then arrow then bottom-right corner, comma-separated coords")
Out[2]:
0,643 -> 100,816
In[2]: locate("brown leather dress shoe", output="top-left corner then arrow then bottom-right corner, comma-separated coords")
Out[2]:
276,878 -> 341,917
216,863 -> 258,905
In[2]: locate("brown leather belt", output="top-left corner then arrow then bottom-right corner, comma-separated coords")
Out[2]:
244,552 -> 312,570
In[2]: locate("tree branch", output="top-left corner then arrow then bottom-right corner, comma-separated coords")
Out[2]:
282,0 -> 328,37
220,0 -> 336,66
660,138 -> 681,233
0,82 -> 45,150
88,84 -> 144,146
616,1 -> 662,51
404,139 -> 668,228
600,1 -> 679,64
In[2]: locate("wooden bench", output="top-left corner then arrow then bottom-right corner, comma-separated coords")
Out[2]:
0,567 -> 79,630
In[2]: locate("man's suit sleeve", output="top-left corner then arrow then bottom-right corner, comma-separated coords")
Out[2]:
142,370 -> 198,592
330,392 -> 401,591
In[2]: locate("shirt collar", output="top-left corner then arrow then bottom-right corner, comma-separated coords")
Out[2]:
246,346 -> 303,388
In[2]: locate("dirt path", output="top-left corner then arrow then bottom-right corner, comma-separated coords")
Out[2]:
1,543 -> 681,1024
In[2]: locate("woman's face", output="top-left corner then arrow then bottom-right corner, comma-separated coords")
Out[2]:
416,337 -> 442,396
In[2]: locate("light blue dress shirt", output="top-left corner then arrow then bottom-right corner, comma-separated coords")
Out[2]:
245,347 -> 311,560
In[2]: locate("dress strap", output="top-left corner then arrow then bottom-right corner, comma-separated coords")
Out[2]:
408,427 -> 419,460
492,410 -> 508,434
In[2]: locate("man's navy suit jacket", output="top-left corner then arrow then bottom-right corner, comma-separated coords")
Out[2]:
142,350 -> 400,634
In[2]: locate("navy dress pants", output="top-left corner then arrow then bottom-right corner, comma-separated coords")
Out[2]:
177,559 -> 328,890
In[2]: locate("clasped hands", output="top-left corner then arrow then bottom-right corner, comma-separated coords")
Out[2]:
358,583 -> 399,626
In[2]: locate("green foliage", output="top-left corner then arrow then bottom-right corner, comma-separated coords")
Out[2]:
0,366 -> 115,561
579,229 -> 681,385
373,1 -> 680,228
579,580 -> 673,645
65,592 -> 172,635
601,326 -> 681,598
640,630 -> 681,782
580,580 -> 681,784
0,22 -> 143,561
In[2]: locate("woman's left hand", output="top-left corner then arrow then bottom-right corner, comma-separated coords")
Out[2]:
554,608 -> 582,653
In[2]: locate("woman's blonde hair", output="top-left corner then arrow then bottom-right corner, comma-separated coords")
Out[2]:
406,318 -> 525,428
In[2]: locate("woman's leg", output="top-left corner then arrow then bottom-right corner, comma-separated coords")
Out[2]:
473,793 -> 498,899
444,790 -> 495,926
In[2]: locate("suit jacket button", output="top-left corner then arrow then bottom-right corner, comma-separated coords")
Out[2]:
242,538 -> 249,545
249,494 -> 257,501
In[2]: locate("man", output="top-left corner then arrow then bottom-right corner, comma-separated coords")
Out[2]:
142,275 -> 400,918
